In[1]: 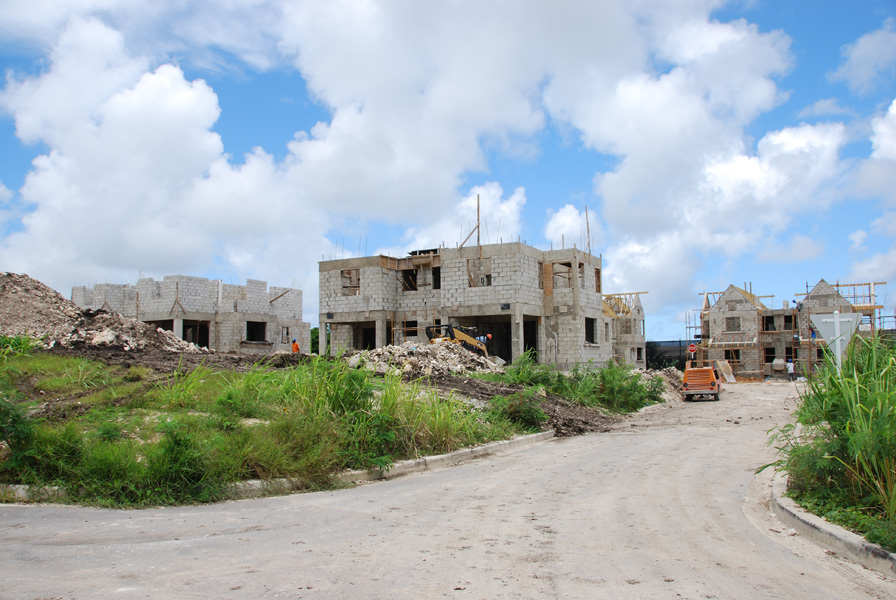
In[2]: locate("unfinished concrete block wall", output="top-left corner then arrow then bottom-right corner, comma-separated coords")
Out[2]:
319,242 -> 638,370
73,275 -> 309,355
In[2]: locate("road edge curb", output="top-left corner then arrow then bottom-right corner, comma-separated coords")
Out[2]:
335,430 -> 555,485
1,431 -> 555,504
770,471 -> 896,577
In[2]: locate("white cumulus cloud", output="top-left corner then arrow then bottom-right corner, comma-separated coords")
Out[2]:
544,204 -> 603,251
829,18 -> 896,95
757,234 -> 825,263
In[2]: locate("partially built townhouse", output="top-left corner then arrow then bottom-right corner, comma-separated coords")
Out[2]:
691,279 -> 887,378
318,242 -> 646,370
72,275 -> 311,355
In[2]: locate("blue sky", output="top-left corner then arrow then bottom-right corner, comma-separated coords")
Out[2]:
1,0 -> 895,340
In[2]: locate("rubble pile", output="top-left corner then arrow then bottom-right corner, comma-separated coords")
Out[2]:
635,366 -> 684,404
345,340 -> 504,377
0,272 -> 202,353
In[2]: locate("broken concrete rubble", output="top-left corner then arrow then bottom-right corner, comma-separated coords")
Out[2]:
345,341 -> 504,378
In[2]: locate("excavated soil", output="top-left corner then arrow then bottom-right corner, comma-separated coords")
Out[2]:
426,374 -> 619,436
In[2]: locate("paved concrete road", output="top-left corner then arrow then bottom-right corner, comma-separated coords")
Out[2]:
2,382 -> 895,599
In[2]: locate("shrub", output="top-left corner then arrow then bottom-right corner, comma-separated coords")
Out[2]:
491,388 -> 548,429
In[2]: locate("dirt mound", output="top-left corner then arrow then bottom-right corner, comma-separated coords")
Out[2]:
426,374 -> 619,436
345,341 -> 503,377
0,272 -> 202,353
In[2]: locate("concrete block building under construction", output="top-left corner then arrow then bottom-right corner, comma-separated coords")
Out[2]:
318,242 -> 646,370
691,279 -> 888,378
73,275 -> 311,355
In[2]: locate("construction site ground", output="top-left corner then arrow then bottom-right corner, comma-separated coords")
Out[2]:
3,381 -> 895,599
33,343 -> 618,436
1,271 -> 625,434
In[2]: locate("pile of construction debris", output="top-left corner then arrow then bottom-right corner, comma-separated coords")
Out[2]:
635,366 -> 684,404
0,272 -> 202,353
345,341 -> 504,378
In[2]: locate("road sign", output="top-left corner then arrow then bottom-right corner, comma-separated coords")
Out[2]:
687,343 -> 697,353
810,311 -> 860,372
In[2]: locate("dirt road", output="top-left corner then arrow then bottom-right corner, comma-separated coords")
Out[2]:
2,382 -> 894,599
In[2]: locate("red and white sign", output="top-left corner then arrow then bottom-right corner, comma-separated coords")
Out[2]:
687,343 -> 697,353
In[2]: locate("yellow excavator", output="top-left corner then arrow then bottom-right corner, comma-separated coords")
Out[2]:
425,324 -> 490,358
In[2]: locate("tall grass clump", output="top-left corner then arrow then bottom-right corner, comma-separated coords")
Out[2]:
766,336 -> 896,551
482,351 -> 663,414
151,362 -> 220,409
502,350 -> 554,386
0,335 -> 37,359
2,352 -> 532,506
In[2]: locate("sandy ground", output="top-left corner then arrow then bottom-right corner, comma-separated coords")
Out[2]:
2,381 -> 895,599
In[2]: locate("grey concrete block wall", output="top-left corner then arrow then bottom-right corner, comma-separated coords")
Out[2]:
73,275 -> 310,356
319,242 -> 644,370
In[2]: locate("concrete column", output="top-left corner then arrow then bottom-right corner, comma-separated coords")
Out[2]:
173,318 -> 184,340
512,305 -> 524,361
319,322 -> 328,356
571,250 -> 581,317
376,316 -> 387,348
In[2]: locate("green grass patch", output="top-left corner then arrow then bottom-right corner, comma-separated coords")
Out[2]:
1,345 -> 532,507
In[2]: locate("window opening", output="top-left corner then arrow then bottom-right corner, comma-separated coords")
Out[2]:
725,349 -> 741,362
246,321 -> 266,342
401,269 -> 418,291
783,314 -> 794,330
467,258 -> 492,287
552,262 -> 573,289
281,327 -> 290,344
637,347 -> 643,361
341,269 -> 360,296
764,347 -> 776,363
433,267 -> 441,290
595,268 -> 601,293
763,315 -> 776,331
585,318 -> 596,343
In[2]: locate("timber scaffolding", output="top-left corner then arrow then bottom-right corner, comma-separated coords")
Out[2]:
685,280 -> 890,379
